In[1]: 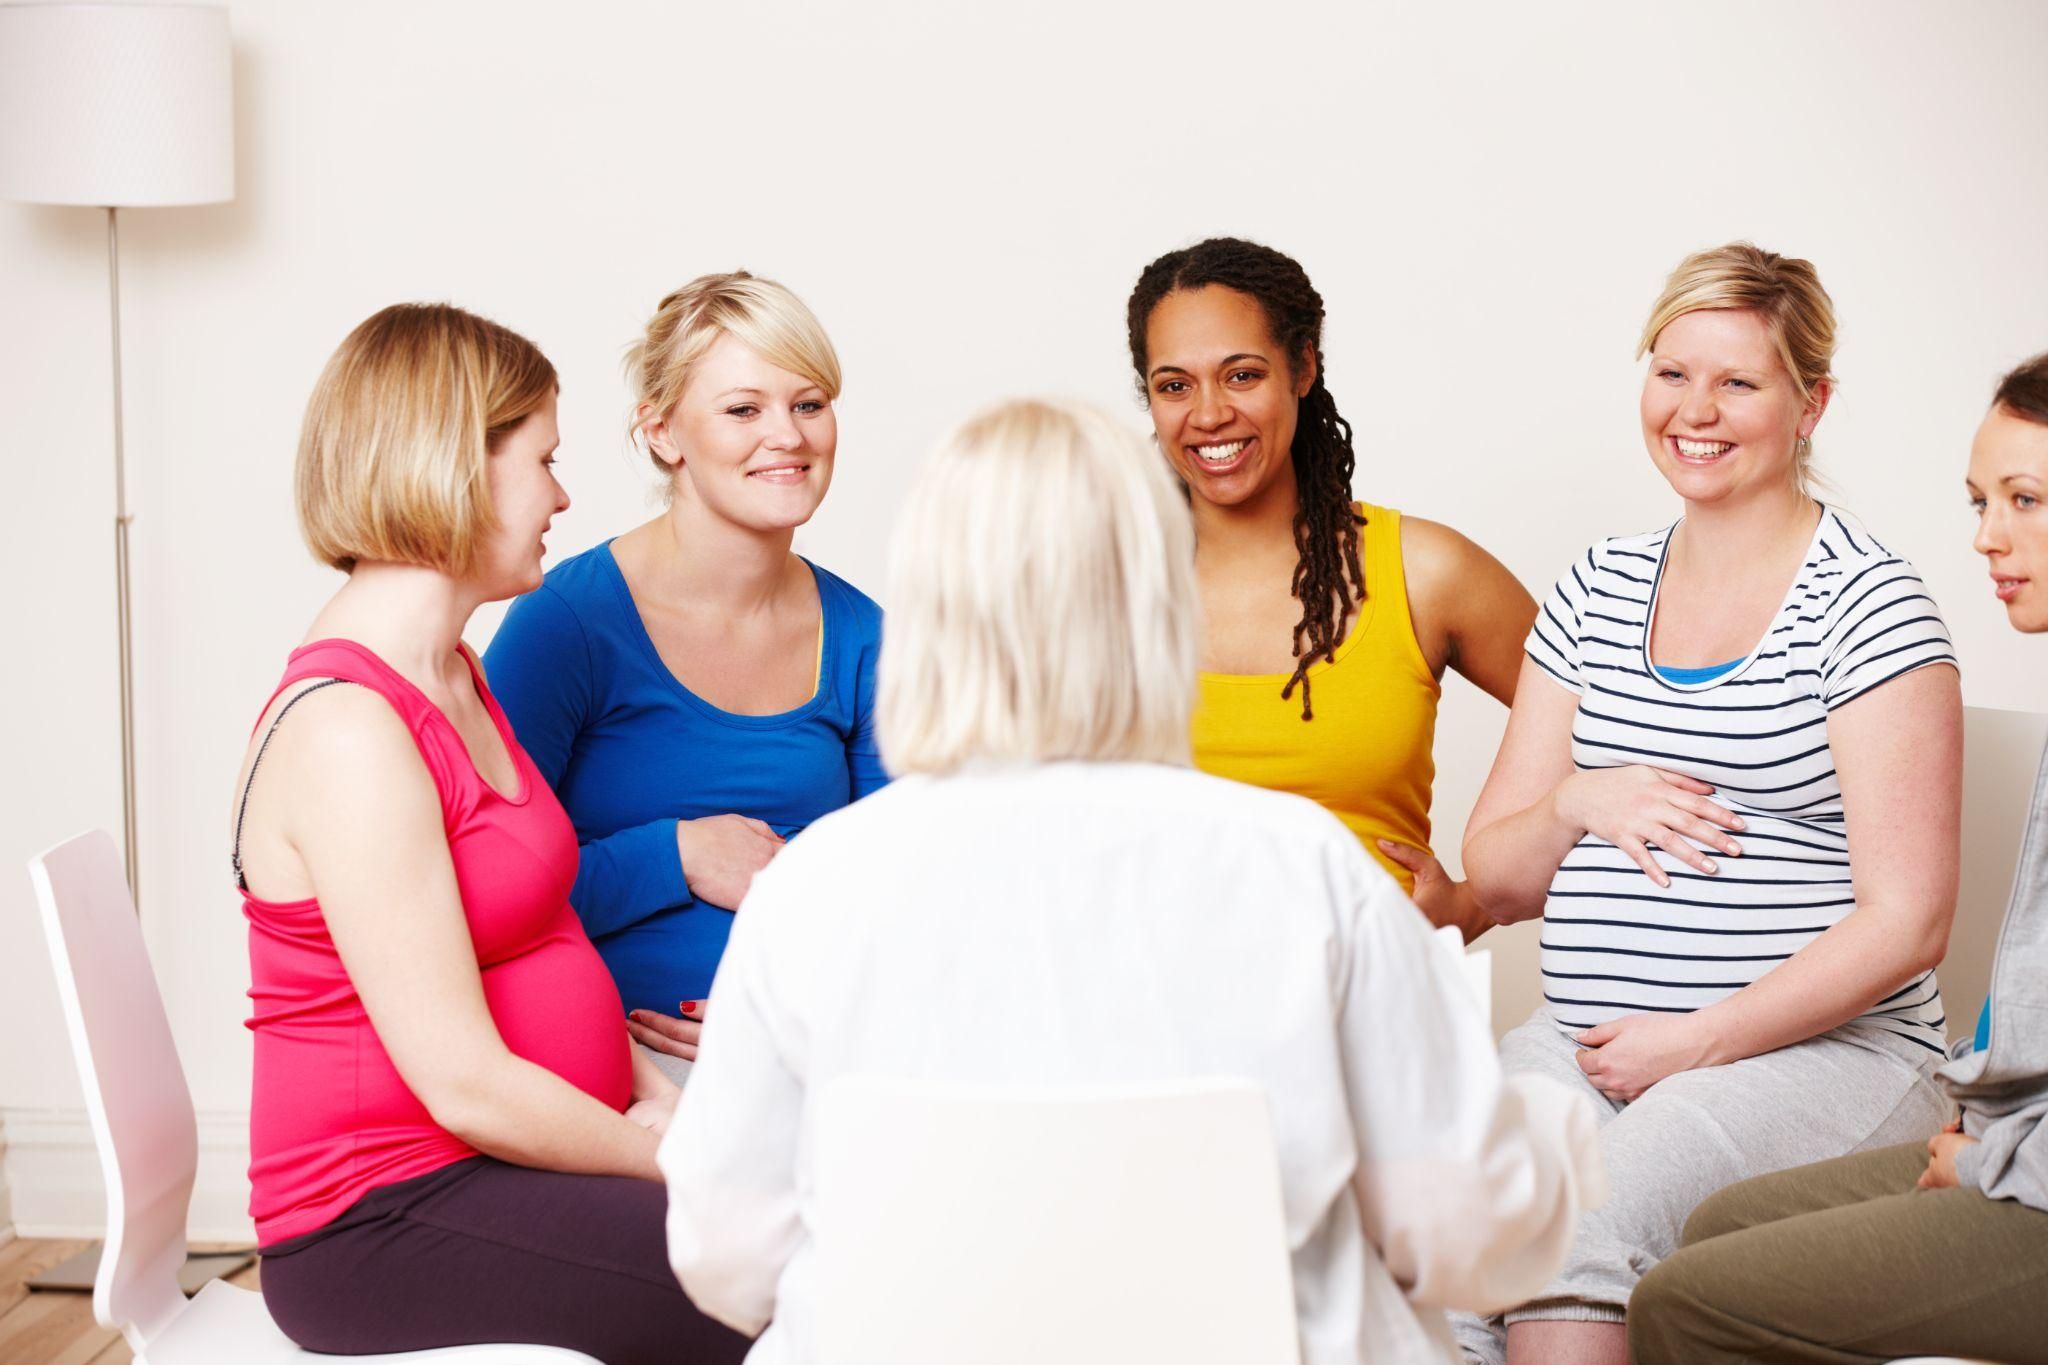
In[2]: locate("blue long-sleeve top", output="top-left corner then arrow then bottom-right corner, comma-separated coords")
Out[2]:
483,541 -> 887,1012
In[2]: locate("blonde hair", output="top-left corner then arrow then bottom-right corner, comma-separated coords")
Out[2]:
1638,242 -> 1837,486
624,271 -> 842,479
296,303 -> 556,575
878,398 -> 1200,775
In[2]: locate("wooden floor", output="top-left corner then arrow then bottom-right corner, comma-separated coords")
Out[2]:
0,1236 -> 260,1364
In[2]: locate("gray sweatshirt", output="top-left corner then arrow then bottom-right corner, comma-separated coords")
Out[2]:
1939,737 -> 2048,1212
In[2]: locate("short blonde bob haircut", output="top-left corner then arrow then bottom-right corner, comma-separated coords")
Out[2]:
625,271 -> 842,479
297,303 -> 556,575
878,398 -> 1200,775
1638,242 -> 1837,486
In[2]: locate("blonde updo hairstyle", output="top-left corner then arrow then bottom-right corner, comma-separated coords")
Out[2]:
878,398 -> 1200,775
624,271 -> 843,488
296,302 -> 557,576
1638,242 -> 1837,489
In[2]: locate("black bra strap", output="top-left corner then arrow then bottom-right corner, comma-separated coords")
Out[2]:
232,678 -> 358,891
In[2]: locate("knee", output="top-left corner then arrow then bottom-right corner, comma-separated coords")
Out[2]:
1679,1182 -> 1749,1248
1627,1255 -> 1706,1364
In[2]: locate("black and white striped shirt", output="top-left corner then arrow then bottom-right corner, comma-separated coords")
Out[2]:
1526,507 -> 1957,1054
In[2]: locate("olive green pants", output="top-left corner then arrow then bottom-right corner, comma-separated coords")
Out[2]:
1629,1140 -> 2048,1363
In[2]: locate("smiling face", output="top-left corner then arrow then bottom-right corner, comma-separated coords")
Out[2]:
1640,308 -> 1828,508
1142,285 -> 1313,513
479,391 -> 568,599
646,330 -> 837,532
1968,404 -> 2048,633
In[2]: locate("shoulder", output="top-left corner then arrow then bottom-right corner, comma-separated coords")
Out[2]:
1545,525 -> 1670,595
1808,509 -> 1931,594
1804,510 -> 1948,630
255,678 -> 437,805
1399,515 -> 1534,604
485,546 -> 617,671
808,560 -> 884,641
1394,512 -> 1475,573
532,541 -> 619,610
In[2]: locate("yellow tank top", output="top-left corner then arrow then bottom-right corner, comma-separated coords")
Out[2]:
1191,502 -> 1440,892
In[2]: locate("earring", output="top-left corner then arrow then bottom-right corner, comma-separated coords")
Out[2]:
1795,435 -> 1812,460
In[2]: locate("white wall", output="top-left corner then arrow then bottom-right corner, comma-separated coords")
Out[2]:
5,0 -> 2046,1238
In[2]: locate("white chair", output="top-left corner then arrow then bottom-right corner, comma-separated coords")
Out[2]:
1434,923 -> 1493,1029
28,829 -> 598,1365
813,1075 -> 1302,1365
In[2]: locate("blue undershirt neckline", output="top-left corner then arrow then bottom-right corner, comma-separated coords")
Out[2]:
1651,658 -> 1744,685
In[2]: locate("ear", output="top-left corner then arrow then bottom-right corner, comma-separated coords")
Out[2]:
1293,344 -> 1318,398
1797,379 -> 1833,439
638,401 -> 684,471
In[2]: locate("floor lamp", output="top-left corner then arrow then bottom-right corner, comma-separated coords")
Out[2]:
0,1 -> 239,1295
0,3 -> 235,911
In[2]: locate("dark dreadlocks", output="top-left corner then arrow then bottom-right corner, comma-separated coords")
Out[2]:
1126,237 -> 1365,721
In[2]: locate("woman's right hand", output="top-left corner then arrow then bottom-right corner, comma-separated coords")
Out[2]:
1553,765 -> 1745,886
676,814 -> 785,908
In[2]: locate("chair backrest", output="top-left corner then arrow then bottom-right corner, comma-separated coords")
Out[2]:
1434,924 -> 1493,1030
1950,706 -> 2048,1043
28,829 -> 198,1349
813,1076 -> 1301,1365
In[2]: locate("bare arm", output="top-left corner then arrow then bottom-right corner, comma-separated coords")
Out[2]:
1400,516 -> 1537,705
1460,660 -> 1588,923
1380,519 -> 1537,939
276,688 -> 666,1180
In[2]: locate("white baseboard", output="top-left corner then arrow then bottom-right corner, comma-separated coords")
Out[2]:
0,1107 -> 254,1244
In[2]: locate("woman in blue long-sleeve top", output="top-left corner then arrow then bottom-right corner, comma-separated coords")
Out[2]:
486,272 -> 885,1081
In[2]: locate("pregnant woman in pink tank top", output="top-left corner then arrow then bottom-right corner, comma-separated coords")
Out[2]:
232,303 -> 747,1363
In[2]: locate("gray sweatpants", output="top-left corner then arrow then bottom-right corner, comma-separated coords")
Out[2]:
1452,1007 -> 1947,1365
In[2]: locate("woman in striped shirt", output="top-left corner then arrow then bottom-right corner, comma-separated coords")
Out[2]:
1456,243 -> 1962,1365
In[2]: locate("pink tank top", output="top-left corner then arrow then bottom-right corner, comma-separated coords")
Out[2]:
242,639 -> 632,1245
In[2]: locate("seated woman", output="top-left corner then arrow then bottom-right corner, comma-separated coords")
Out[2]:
1630,353 -> 2048,1365
1456,243 -> 1962,1365
1126,237 -> 1536,941
660,397 -> 1606,1364
484,272 -> 884,1081
235,303 -> 747,1363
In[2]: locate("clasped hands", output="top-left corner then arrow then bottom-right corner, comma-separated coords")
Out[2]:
1918,1122 -> 1979,1191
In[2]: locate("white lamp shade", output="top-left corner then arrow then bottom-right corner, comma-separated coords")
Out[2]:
0,2 -> 233,207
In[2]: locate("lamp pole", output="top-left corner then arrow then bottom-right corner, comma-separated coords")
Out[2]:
107,205 -> 139,907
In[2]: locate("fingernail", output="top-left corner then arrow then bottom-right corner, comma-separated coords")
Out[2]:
629,1011 -> 644,1022
1702,860 -> 1718,874
680,1001 -> 700,1014
1731,816 -> 1746,830
1727,842 -> 1743,856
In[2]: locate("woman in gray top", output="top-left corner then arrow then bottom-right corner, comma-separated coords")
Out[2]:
1629,351 -> 2048,1365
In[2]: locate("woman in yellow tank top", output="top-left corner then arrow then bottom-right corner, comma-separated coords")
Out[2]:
1126,239 -> 1535,940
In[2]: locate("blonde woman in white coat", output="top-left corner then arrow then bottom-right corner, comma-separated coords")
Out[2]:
660,397 -> 1606,1364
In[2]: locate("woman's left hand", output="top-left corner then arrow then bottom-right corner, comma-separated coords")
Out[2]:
1377,841 -> 1491,944
629,1000 -> 705,1061
1917,1131 -> 1980,1190
1574,1013 -> 1717,1102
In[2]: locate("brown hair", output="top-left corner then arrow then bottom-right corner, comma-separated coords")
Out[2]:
1994,352 -> 2048,427
296,303 -> 556,575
